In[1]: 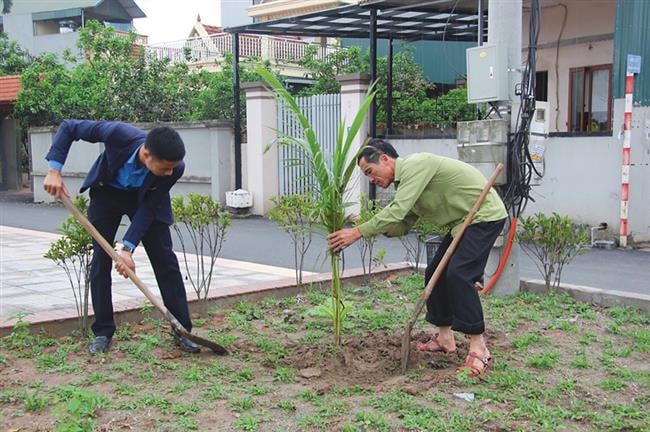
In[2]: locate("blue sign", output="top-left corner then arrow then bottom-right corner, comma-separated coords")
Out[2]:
627,54 -> 642,74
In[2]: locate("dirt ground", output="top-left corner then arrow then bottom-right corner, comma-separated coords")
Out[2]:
1,274 -> 649,431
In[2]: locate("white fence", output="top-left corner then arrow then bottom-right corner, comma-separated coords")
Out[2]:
278,94 -> 341,196
145,33 -> 337,65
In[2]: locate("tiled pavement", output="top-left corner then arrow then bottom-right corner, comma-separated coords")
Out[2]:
0,225 -> 315,329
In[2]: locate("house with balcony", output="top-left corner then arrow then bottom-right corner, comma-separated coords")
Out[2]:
0,0 -> 146,61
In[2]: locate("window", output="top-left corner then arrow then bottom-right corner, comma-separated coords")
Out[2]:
568,65 -> 612,132
535,71 -> 548,102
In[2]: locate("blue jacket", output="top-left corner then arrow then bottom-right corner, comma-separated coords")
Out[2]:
46,119 -> 184,247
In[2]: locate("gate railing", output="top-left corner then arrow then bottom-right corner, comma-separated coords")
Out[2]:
278,93 -> 341,196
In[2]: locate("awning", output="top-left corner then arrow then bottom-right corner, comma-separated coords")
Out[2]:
226,0 -> 486,42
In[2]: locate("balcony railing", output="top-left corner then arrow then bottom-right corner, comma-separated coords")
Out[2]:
144,33 -> 338,65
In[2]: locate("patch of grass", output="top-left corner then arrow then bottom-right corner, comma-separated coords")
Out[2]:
298,390 -> 321,403
181,363 -> 204,383
113,324 -> 132,341
401,407 -> 441,430
548,319 -> 578,333
114,383 -> 137,396
85,372 -> 110,384
353,411 -> 390,431
171,401 -> 200,416
53,386 -> 109,432
369,389 -> 418,413
273,366 -> 295,384
513,332 -> 550,350
248,384 -> 269,396
36,346 -> 78,373
599,378 -> 628,392
138,394 -> 171,412
631,328 -> 650,353
301,330 -> 326,343
177,416 -> 199,430
579,331 -> 597,345
277,400 -> 296,411
203,382 -> 227,401
527,350 -> 561,369
24,389 -> 48,411
230,396 -> 254,412
233,414 -> 259,431
570,348 -> 590,368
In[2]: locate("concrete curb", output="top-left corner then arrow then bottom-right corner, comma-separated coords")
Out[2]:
520,279 -> 650,312
0,262 -> 414,337
4,268 -> 648,337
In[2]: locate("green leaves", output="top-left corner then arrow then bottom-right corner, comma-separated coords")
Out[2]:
13,20 -> 277,128
258,67 -> 375,345
171,193 -> 231,300
517,212 -> 590,290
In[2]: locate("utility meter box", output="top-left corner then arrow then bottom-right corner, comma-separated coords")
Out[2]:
466,44 -> 508,103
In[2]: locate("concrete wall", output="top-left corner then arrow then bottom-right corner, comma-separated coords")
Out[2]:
30,121 -> 234,204
523,1 -> 615,132
375,133 -> 650,241
4,13 -> 82,60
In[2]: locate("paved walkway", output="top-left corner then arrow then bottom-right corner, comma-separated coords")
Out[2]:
0,225 -> 314,328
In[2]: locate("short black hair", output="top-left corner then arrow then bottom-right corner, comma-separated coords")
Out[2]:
357,138 -> 399,164
145,126 -> 185,161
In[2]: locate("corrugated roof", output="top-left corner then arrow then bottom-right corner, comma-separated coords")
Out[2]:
0,75 -> 21,109
7,0 -> 145,19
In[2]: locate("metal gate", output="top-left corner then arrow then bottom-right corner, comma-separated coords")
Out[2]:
278,93 -> 341,196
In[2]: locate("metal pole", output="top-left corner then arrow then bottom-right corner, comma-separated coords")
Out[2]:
476,0 -> 483,120
477,0 -> 483,46
387,37 -> 394,135
369,8 -> 378,200
232,33 -> 242,190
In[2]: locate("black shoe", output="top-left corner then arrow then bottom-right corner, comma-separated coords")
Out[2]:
172,329 -> 201,353
88,336 -> 111,355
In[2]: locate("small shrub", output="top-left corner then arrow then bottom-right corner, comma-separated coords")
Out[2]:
268,194 -> 315,287
518,213 -> 589,290
172,193 -> 231,300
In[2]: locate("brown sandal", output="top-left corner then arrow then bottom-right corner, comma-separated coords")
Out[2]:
416,334 -> 457,354
457,351 -> 493,377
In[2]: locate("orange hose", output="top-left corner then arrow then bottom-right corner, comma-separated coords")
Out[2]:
480,217 -> 517,295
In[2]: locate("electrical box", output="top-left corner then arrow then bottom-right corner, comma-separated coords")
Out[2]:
466,44 -> 508,103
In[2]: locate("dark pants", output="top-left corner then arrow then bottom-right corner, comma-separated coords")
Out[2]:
87,186 -> 192,338
424,218 -> 506,335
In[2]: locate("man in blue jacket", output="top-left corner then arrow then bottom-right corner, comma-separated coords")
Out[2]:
43,119 -> 200,355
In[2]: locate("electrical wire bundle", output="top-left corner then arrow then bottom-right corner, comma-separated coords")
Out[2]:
501,0 -> 542,218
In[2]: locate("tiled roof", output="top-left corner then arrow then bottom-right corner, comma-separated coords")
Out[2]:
202,24 -> 224,35
0,76 -> 21,108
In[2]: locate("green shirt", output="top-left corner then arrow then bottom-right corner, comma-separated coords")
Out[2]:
358,153 -> 507,238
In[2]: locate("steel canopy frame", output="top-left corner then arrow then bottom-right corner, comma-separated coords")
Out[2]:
226,0 -> 487,194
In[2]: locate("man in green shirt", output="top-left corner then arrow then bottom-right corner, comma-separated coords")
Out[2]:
327,139 -> 507,376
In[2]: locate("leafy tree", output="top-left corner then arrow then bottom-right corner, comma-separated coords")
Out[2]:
268,194 -> 316,287
0,32 -> 33,76
518,213 -> 590,290
186,54 -> 271,123
44,196 -> 93,336
172,193 -> 232,301
354,194 -> 380,281
298,44 -> 366,95
399,219 -> 443,271
14,20 -> 276,128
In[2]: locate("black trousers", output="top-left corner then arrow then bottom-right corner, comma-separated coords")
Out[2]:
424,218 -> 506,335
87,186 -> 192,338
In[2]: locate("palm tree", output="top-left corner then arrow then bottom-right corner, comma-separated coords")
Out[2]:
258,68 -> 375,345
1,0 -> 13,14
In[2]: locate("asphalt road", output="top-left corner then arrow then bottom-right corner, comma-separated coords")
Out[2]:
1,195 -> 648,295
